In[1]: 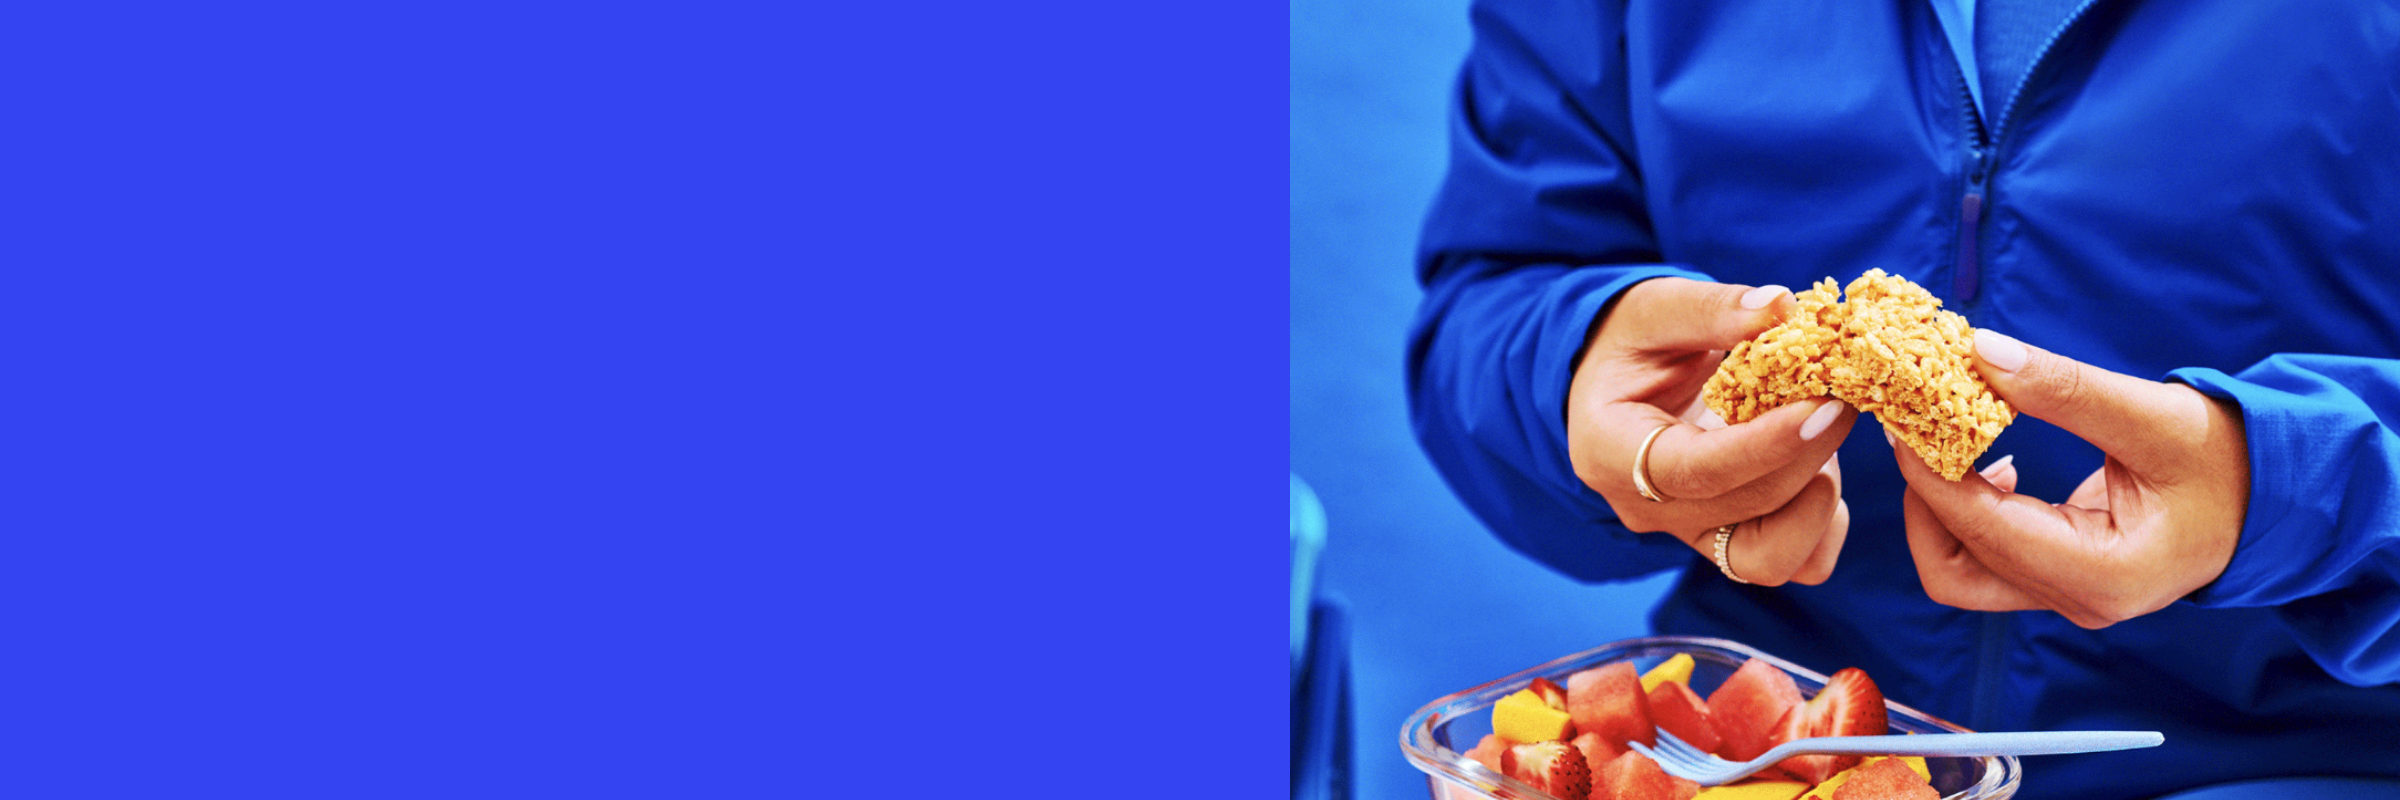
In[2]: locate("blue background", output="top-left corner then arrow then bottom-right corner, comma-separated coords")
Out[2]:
10,2 -> 1287,797
1290,1 -> 1676,799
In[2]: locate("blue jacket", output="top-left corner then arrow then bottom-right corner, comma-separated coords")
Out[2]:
1408,2 -> 2400,797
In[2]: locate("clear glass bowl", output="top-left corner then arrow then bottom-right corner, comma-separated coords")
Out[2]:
1399,635 -> 2021,800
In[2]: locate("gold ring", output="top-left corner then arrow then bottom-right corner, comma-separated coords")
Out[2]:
1632,423 -> 1675,503
1714,523 -> 1752,584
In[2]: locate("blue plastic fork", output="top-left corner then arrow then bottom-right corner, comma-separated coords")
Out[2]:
1626,728 -> 2164,786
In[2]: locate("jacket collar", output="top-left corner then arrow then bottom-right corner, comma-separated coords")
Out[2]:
1925,0 -> 1986,119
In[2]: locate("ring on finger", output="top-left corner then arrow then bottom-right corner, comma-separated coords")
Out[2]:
1632,423 -> 1676,503
1713,522 -> 1753,584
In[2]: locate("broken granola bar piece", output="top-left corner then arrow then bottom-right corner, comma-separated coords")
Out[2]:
1827,270 -> 2013,481
1701,270 -> 2014,481
1703,277 -> 1845,426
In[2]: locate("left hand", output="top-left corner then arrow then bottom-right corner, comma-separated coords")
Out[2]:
1893,329 -> 2249,628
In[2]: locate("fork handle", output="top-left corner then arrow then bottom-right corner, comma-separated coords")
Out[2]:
1770,730 -> 2164,759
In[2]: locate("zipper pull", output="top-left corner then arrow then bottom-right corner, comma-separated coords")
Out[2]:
1954,192 -> 1982,305
1954,150 -> 1987,305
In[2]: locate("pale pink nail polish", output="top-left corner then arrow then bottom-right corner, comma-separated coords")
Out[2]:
1975,329 -> 2029,373
1740,285 -> 1789,310
1799,400 -> 1843,441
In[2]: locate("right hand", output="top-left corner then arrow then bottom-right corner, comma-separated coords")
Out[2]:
1565,277 -> 1857,586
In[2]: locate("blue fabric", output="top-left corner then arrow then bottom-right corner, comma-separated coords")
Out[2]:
1927,0 -> 1987,119
1974,0 -> 2088,124
2153,776 -> 2400,800
1409,2 -> 2400,799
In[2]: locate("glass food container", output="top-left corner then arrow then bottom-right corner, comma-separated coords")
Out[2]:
1400,636 -> 2021,800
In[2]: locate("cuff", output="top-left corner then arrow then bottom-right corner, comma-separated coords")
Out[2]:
2170,366 -> 2351,608
1529,265 -> 1711,511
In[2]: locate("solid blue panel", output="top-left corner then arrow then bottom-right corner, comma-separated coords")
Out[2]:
8,0 -> 1286,797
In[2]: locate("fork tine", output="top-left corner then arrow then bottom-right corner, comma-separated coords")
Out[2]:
1653,729 -> 1704,759
1643,727 -> 1743,786
1621,740 -> 1676,771
1629,745 -> 1714,785
1635,730 -> 1711,781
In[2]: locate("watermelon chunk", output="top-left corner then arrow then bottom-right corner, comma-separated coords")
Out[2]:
1463,733 -> 1510,776
1706,658 -> 1804,762
1567,661 -> 1657,748
1571,730 -> 1626,782
1645,679 -> 1721,754
1593,750 -> 1699,800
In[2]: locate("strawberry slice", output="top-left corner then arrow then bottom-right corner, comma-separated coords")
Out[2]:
1505,739 -> 1594,800
1530,676 -> 1571,710
1768,667 -> 1890,784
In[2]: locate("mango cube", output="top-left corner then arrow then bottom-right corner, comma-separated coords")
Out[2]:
1492,689 -> 1576,743
1640,653 -> 1696,693
1694,780 -> 1811,800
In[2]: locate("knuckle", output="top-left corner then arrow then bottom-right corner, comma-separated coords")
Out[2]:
2063,588 -> 2141,629
2088,595 -> 2149,628
2043,358 -> 2097,417
1920,578 -> 1964,608
1943,504 -> 2004,548
1711,282 -> 1751,317
1715,482 -> 1783,521
1756,565 -> 1797,588
1907,544 -> 1980,609
1650,455 -> 1696,498
1743,559 -> 1790,587
1762,548 -> 1809,586
1618,507 -> 1667,534
1738,520 -> 1797,587
1661,455 -> 1736,500
1570,450 -> 1607,493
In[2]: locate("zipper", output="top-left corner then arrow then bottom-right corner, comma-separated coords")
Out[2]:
1969,612 -> 2010,732
1945,0 -> 2101,308
1942,15 -> 1990,309
1954,151 -> 1987,304
1985,0 -> 2103,150
1935,0 -> 2106,733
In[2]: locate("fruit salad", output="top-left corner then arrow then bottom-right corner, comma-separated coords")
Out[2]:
1401,638 -> 2021,800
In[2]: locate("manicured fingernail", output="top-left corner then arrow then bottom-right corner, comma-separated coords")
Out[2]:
1799,400 -> 1843,441
1882,426 -> 1896,447
1740,285 -> 1788,310
1975,329 -> 2028,373
1979,454 -> 2015,478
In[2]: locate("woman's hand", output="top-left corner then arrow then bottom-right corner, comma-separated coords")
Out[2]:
1895,330 -> 2249,627
1566,277 -> 1859,586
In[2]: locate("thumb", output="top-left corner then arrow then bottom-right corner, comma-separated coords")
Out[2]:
1971,329 -> 2189,473
1609,277 -> 1793,353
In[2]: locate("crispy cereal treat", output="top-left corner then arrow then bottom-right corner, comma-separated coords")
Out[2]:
1703,277 -> 1844,426
1703,269 -> 2014,481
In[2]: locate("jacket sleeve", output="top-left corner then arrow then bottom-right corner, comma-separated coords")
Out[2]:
2174,355 -> 2400,686
1407,0 -> 1707,583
